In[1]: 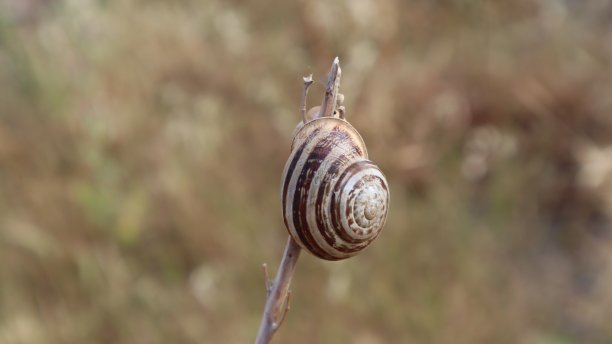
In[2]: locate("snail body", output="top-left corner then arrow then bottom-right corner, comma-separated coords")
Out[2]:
281,116 -> 389,260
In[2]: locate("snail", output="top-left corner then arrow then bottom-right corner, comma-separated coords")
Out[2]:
256,59 -> 388,343
280,88 -> 389,261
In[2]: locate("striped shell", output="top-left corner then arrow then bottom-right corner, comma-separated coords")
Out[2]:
281,117 -> 389,260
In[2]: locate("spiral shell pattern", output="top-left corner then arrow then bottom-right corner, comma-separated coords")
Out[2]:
281,118 -> 389,260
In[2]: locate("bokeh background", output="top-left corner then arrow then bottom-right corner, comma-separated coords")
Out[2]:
2,0 -> 612,343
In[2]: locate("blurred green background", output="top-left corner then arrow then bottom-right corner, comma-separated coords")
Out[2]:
2,0 -> 612,343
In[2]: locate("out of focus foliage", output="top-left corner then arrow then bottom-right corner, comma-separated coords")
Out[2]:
2,0 -> 612,343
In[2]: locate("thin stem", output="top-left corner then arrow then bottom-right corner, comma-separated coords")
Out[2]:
255,237 -> 301,344
255,57 -> 342,343
262,263 -> 271,295
317,57 -> 342,119
300,74 -> 314,123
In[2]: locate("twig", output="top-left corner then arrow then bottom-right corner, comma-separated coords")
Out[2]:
255,58 -> 343,344
300,74 -> 314,123
276,290 -> 291,329
255,237 -> 301,344
317,57 -> 342,119
262,263 -> 271,295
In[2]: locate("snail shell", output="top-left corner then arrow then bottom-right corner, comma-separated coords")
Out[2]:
281,117 -> 389,260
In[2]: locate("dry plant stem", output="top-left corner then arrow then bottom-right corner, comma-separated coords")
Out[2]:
255,237 -> 301,344
262,263 -> 271,294
318,57 -> 342,119
300,74 -> 314,123
255,57 -> 342,344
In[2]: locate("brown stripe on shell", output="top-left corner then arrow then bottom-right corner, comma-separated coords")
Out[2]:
308,128 -> 361,255
281,127 -> 323,255
292,132 -> 338,260
290,124 -> 365,260
281,127 -> 322,219
314,153 -> 346,251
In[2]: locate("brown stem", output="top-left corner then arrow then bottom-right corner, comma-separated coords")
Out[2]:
255,57 -> 342,343
300,74 -> 314,123
317,57 -> 342,119
255,237 -> 302,344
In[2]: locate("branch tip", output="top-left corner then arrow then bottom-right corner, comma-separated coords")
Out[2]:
301,74 -> 315,122
318,58 -> 342,119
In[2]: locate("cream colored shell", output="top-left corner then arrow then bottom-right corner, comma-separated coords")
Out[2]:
281,117 -> 389,260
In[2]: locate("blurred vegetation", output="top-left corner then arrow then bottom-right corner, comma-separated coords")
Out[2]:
1,0 -> 612,343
